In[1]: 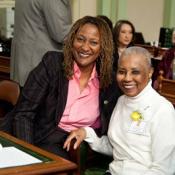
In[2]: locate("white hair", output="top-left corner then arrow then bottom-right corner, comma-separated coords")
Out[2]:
119,46 -> 152,68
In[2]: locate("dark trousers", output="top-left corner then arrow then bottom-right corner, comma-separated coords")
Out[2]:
36,127 -> 70,160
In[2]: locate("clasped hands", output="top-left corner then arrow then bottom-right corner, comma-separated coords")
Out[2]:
63,128 -> 86,151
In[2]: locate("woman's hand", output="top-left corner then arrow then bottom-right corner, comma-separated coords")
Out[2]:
63,128 -> 86,151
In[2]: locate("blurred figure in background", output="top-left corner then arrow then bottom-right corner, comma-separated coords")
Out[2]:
10,0 -> 72,86
97,15 -> 113,32
153,28 -> 175,88
113,20 -> 135,72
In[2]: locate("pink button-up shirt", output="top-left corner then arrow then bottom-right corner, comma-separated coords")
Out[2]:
58,63 -> 100,132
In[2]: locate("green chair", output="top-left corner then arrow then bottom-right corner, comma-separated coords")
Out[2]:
84,168 -> 106,175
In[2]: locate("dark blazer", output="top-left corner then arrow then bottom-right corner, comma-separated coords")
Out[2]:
8,51 -> 121,144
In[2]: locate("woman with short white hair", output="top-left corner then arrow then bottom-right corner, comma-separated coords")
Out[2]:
64,46 -> 175,175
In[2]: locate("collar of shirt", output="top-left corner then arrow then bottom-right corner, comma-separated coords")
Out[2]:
73,62 -> 99,88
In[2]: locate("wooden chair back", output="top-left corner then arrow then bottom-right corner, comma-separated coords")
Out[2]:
0,80 -> 20,119
157,70 -> 175,106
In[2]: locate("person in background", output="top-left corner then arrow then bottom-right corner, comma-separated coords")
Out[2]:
113,20 -> 135,72
64,46 -> 175,175
10,0 -> 72,86
153,28 -> 175,88
2,16 -> 121,160
97,15 -> 113,32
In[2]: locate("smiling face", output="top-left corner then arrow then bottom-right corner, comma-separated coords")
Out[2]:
118,23 -> 133,47
117,53 -> 153,97
72,23 -> 101,72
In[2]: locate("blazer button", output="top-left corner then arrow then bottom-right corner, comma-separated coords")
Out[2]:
104,100 -> 109,105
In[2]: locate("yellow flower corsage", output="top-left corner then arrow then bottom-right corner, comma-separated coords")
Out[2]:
130,111 -> 143,125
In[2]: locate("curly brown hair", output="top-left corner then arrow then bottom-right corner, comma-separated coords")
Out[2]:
63,16 -> 113,88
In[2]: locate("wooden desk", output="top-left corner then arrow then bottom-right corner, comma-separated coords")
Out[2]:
0,131 -> 77,175
0,56 -> 10,80
135,44 -> 168,58
135,44 -> 168,79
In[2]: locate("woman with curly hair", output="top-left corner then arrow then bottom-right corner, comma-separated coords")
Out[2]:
2,16 -> 121,160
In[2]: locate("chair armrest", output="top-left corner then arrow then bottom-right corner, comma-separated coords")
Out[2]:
69,139 -> 89,175
68,139 -> 113,175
